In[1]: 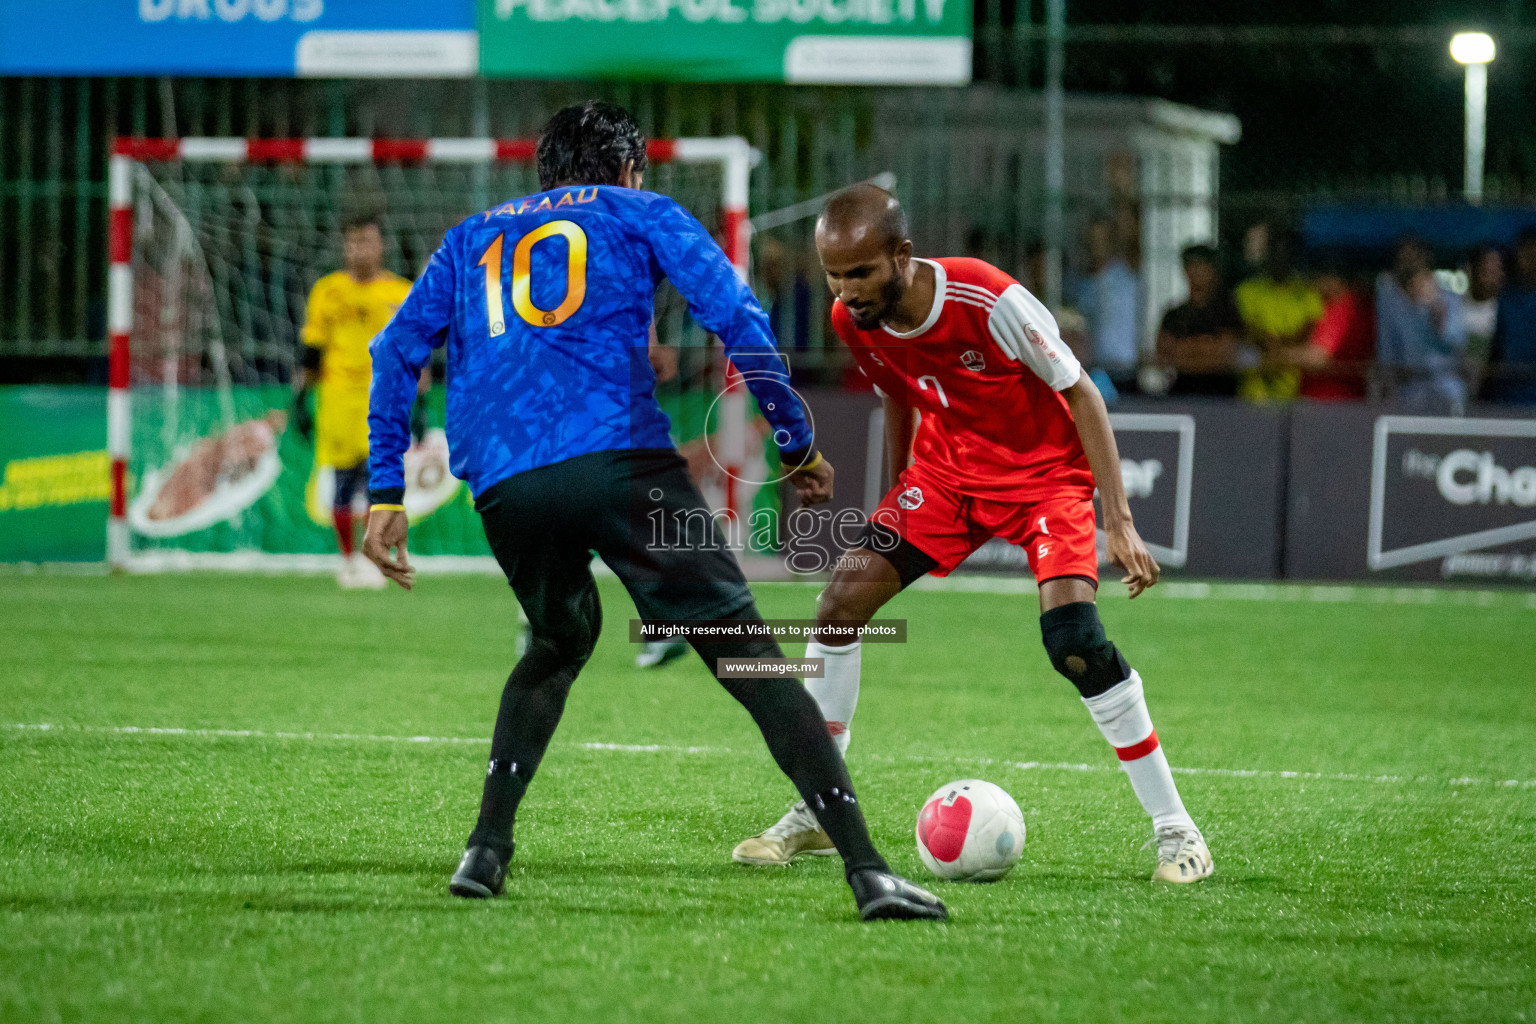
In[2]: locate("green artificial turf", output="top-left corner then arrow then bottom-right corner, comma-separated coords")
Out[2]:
2,573 -> 1533,1022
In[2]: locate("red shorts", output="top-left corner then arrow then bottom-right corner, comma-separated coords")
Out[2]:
868,463 -> 1099,583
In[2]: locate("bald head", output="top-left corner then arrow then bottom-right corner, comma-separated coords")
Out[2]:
815,184 -> 915,330
817,183 -> 909,251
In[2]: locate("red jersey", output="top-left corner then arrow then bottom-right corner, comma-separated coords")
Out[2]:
832,257 -> 1093,500
1301,288 -> 1374,400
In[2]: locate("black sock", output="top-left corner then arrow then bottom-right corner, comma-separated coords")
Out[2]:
466,638 -> 586,857
692,613 -> 889,878
467,758 -> 529,860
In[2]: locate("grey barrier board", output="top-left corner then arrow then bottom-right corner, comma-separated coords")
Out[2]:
787,391 -> 1287,581
1286,403 -> 1536,583
1098,400 -> 1286,580
776,389 -> 886,576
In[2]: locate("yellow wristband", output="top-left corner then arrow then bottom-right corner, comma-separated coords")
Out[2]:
791,451 -> 824,473
369,503 -> 406,513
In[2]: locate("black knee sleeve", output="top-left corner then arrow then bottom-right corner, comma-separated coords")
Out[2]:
1040,601 -> 1131,699
517,596 -> 599,695
515,637 -> 588,696
522,581 -> 601,677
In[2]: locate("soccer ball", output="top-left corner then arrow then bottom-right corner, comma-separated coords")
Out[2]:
915,779 -> 1026,882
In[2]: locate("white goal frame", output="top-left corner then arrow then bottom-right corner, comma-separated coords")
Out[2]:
107,135 -> 756,572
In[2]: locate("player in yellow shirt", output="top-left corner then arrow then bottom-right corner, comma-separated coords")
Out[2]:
1234,231 -> 1325,403
294,212 -> 416,588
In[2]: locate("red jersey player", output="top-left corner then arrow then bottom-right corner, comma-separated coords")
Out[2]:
732,185 -> 1213,883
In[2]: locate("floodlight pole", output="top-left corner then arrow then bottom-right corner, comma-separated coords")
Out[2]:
1451,32 -> 1494,205
1464,61 -> 1487,205
1042,0 -> 1066,309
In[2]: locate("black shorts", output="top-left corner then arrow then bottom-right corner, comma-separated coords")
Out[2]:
475,448 -> 755,642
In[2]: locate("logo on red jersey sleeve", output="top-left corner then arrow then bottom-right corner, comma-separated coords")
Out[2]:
1023,322 -> 1057,362
897,486 -> 925,510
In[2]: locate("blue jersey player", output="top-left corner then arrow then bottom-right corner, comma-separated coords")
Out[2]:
363,102 -> 944,921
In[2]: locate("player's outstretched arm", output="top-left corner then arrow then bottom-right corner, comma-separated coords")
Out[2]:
981,281 -> 1155,594
364,235 -> 455,589
642,198 -> 825,486
1062,375 -> 1160,598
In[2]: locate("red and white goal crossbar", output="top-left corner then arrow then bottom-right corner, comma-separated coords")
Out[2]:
106,136 -> 755,569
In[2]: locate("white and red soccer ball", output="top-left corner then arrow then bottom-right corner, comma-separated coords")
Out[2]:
916,779 -> 1026,881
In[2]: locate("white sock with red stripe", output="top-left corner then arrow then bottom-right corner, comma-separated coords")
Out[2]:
804,641 -> 860,755
1081,670 -> 1196,833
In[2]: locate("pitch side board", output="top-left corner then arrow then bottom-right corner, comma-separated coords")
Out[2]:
789,391 -> 1288,581
1286,403 -> 1536,583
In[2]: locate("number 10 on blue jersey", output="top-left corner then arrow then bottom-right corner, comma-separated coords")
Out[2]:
478,221 -> 589,335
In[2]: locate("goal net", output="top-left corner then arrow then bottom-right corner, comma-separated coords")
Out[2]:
108,137 -> 755,571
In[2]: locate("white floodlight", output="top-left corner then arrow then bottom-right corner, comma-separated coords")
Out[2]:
1450,32 -> 1495,65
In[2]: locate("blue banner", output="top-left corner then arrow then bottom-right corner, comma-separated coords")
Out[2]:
0,0 -> 477,77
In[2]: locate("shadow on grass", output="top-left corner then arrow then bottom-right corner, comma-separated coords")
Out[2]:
0,889 -> 461,916
0,854 -> 849,919
0,884 -> 861,924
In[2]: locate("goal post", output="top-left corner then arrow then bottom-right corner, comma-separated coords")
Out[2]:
106,135 -> 757,572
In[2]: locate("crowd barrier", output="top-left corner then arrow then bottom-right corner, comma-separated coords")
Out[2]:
1285,403 -> 1536,584
796,389 -> 1536,586
2,384 -> 1533,584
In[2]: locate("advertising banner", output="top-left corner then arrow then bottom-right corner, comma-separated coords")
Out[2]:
0,383 -> 786,567
784,393 -> 1287,581
1098,412 -> 1195,570
476,0 -> 971,84
0,0 -> 476,77
956,402 -> 1287,579
0,388 -> 110,563
1287,404 -> 1536,583
117,383 -> 782,567
125,385 -> 492,563
3,0 -> 965,82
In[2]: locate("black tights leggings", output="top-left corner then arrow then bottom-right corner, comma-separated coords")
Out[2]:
467,605 -> 887,878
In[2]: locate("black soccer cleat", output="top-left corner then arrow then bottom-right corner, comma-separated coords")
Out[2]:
849,869 -> 948,922
449,844 -> 510,899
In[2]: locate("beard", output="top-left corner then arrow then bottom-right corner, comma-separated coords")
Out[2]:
846,262 -> 905,329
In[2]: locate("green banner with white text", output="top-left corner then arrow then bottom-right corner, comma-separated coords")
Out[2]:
477,0 -> 971,83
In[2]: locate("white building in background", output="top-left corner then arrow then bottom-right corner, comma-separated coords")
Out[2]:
867,87 -> 1242,354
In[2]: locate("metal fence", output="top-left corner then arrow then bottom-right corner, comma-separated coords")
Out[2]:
4,20 -> 1536,371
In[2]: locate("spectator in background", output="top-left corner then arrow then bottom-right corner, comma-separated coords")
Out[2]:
1461,245 -> 1503,378
1376,235 -> 1467,414
1021,239 -> 1094,384
1484,229 -> 1536,405
1075,215 -> 1141,395
1234,229 -> 1323,402
1240,220 -> 1271,280
758,236 -> 815,384
965,225 -> 989,261
1156,244 -> 1242,397
1290,258 -> 1375,400
1018,240 -> 1047,298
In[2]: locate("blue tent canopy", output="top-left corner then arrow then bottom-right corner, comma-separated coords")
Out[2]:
1303,204 -> 1536,262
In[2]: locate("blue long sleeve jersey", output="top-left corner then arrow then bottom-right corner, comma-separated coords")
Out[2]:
367,184 -> 813,503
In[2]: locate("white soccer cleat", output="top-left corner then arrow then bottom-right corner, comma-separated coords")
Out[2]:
731,800 -> 837,866
340,553 -> 387,590
1149,825 -> 1213,883
635,634 -> 689,669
